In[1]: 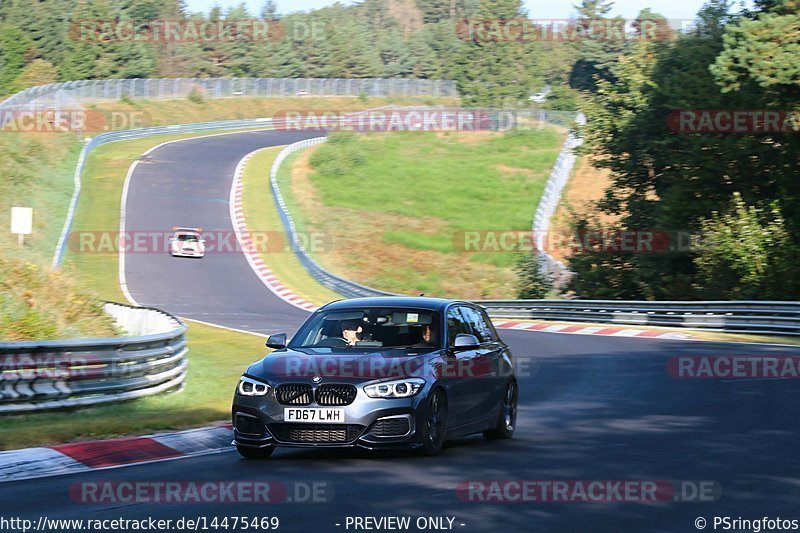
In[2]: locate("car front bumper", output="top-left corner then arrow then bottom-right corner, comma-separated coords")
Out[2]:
232,392 -> 430,450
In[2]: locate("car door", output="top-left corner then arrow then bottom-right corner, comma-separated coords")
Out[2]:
443,305 -> 478,428
460,305 -> 503,423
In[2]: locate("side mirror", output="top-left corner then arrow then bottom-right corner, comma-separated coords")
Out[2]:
452,333 -> 479,351
266,333 -> 287,349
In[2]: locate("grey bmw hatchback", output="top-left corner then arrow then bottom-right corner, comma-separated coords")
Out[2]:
231,297 -> 518,458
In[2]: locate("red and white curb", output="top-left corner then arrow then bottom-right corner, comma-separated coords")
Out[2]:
0,425 -> 233,483
230,149 -> 318,313
493,320 -> 693,340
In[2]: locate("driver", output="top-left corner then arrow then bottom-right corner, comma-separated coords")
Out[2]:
412,324 -> 434,347
341,319 -> 365,346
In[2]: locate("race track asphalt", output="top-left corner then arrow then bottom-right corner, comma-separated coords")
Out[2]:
2,130 -> 799,533
123,129 -> 321,335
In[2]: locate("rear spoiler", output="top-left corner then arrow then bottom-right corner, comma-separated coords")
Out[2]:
172,226 -> 203,232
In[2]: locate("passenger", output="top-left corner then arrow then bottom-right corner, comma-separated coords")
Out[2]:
412,325 -> 434,347
341,320 -> 365,346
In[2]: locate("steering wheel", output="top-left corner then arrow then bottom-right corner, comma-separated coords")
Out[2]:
315,337 -> 349,347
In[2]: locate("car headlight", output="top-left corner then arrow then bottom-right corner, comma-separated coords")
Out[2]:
237,376 -> 270,396
364,378 -> 425,398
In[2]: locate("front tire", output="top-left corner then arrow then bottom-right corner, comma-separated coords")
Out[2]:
236,444 -> 275,459
484,381 -> 517,440
418,389 -> 447,456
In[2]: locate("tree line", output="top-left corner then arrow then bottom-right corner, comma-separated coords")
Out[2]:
0,0 -> 618,106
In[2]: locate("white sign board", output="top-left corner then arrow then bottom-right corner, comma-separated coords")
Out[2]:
11,207 -> 32,235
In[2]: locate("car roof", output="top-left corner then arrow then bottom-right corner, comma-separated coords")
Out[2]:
319,296 -> 470,313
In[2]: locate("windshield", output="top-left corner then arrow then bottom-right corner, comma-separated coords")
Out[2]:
176,234 -> 199,242
290,307 -> 441,350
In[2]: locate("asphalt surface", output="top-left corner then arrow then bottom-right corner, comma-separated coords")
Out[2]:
2,130 -> 799,532
123,129 -> 321,335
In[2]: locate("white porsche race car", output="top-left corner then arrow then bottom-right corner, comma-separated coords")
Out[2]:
169,227 -> 205,258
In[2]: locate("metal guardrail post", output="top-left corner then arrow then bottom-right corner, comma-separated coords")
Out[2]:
0,302 -> 188,414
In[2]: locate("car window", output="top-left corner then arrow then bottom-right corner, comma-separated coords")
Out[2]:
446,306 -> 470,347
460,306 -> 495,343
478,307 -> 501,342
289,307 -> 441,350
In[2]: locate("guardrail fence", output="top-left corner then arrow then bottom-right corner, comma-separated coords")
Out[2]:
269,137 -> 395,299
1,78 -> 459,110
0,303 -> 187,414
475,300 -> 800,336
533,113 -> 586,283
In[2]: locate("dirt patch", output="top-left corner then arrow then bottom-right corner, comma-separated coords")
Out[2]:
549,156 -> 619,262
494,164 -> 535,179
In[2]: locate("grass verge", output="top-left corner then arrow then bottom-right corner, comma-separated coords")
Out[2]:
240,148 -> 342,306
277,129 -> 566,299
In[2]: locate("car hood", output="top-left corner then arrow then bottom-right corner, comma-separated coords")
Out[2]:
246,347 -> 444,384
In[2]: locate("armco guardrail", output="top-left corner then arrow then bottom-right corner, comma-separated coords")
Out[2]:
0,302 -> 187,414
1,77 -> 458,110
52,118 -> 276,268
475,300 -> 800,336
267,108 -> 583,298
269,137 -> 396,298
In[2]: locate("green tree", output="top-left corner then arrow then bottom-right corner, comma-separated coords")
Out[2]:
0,24 -> 33,94
711,0 -> 799,91
261,0 -> 279,20
11,59 -> 58,92
694,193 -> 797,299
456,0 -> 536,106
568,0 -> 800,300
514,253 -> 553,299
568,0 -> 630,92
